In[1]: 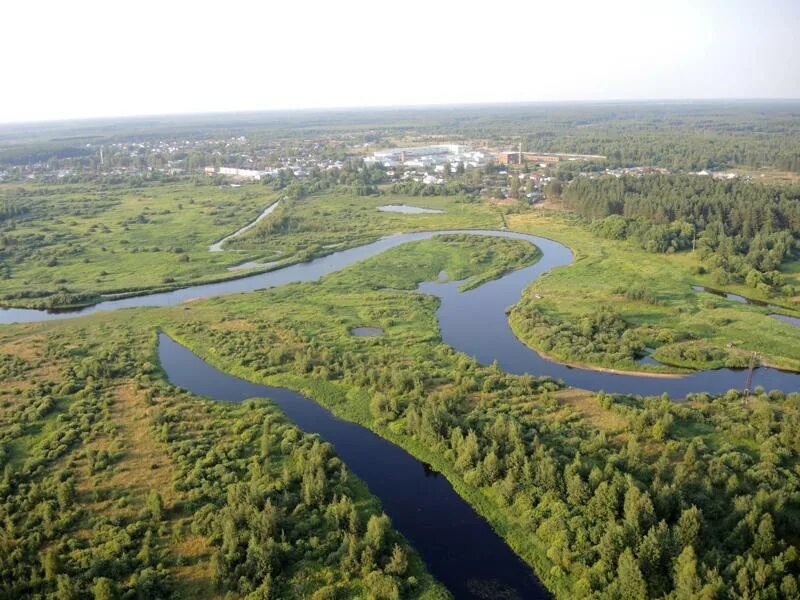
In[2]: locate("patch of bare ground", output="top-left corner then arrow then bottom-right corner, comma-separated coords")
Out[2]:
532,198 -> 571,211
171,533 -> 223,599
553,388 -> 629,432
107,384 -> 176,506
209,319 -> 253,331
72,383 -> 174,519
0,334 -> 46,361
69,383 -> 220,588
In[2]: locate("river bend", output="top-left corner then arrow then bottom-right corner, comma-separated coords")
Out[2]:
159,334 -> 548,599
2,229 -> 797,395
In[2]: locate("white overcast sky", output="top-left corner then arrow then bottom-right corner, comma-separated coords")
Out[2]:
2,0 -> 799,124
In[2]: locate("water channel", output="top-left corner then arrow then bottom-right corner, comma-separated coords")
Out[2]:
2,229 -> 798,395
6,227 -> 799,598
159,333 -> 549,599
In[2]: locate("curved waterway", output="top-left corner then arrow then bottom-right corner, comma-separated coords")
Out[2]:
1,229 -> 798,394
208,200 -> 281,251
159,333 -> 548,599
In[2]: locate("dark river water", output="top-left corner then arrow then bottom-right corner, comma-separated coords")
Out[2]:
2,229 -> 798,394
159,333 -> 548,600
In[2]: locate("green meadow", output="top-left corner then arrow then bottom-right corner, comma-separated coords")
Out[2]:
0,181 -> 279,306
508,210 -> 800,373
0,182 -> 504,308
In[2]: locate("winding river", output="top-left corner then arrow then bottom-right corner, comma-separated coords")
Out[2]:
159,333 -> 548,600
2,229 -> 798,395
6,227 -> 800,598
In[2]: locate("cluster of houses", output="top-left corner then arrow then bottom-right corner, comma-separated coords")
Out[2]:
204,167 -> 276,180
600,166 -> 744,180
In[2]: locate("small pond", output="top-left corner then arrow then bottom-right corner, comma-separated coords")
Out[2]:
636,347 -> 661,366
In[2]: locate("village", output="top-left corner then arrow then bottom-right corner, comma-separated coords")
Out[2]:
1,134 -> 751,197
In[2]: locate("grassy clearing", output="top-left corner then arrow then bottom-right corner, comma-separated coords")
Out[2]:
229,191 -> 503,259
322,233 -> 539,293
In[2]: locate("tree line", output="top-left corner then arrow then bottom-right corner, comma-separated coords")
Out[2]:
564,175 -> 800,295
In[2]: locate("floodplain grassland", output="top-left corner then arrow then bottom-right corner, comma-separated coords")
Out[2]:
506,209 -> 800,373
227,191 -> 504,260
0,181 -> 280,307
320,233 -> 539,293
0,182 -> 504,309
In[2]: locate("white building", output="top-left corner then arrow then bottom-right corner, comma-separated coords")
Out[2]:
366,144 -> 478,167
209,167 -> 269,180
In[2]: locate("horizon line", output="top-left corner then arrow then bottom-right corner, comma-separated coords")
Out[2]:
2,97 -> 800,129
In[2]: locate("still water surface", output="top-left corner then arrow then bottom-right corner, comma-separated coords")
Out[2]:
377,204 -> 445,214
159,333 -> 549,600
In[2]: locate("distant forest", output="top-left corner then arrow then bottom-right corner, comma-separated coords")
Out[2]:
1,102 -> 799,173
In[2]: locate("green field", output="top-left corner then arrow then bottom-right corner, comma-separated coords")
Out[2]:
0,181 -> 281,306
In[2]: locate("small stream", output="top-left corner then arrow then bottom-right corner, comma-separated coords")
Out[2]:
208,200 -> 281,251
692,285 -> 800,328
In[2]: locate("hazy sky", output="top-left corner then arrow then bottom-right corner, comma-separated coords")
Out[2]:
2,0 -> 799,124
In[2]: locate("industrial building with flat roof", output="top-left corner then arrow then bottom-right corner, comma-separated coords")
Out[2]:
366,144 -> 488,168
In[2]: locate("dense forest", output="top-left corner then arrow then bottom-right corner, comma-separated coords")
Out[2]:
563,175 -> 800,295
0,323 -> 445,599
